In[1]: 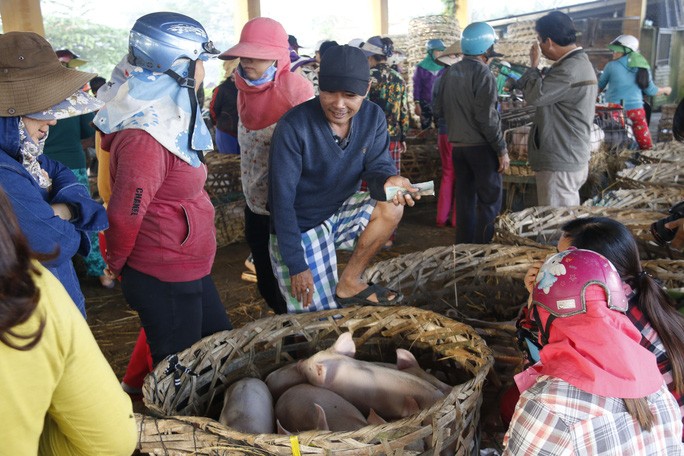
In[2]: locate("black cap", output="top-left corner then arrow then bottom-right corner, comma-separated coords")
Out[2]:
318,40 -> 339,57
288,34 -> 300,49
319,45 -> 370,96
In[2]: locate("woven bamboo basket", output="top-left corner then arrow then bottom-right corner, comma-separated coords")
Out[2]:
406,15 -> 461,127
617,163 -> 684,188
642,259 -> 684,290
363,244 -> 554,385
363,244 -> 552,321
140,306 -> 493,455
213,197 -> 245,248
638,141 -> 684,164
402,141 -> 440,184
494,206 -> 682,260
583,187 -> 684,211
204,152 -> 242,198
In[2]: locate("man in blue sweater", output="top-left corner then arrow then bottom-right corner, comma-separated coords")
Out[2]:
268,45 -> 418,313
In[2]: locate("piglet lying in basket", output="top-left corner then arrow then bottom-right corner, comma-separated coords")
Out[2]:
219,377 -> 275,434
296,332 -> 446,420
219,332 -> 450,439
275,384 -> 386,433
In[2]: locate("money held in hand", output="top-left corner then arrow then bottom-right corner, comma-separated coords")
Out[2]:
385,180 -> 435,200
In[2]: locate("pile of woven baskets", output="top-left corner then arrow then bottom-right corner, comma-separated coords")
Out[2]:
495,21 -> 550,67
137,306 -> 493,455
406,15 -> 461,127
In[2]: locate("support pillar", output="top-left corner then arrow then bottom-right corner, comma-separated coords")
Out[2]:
372,0 -> 389,35
233,0 -> 261,41
455,0 -> 468,28
624,0 -> 647,39
0,0 -> 45,35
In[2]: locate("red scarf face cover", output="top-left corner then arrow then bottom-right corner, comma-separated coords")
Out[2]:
526,285 -> 663,399
233,50 -> 313,131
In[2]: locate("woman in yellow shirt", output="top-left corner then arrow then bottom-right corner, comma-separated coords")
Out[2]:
0,184 -> 136,454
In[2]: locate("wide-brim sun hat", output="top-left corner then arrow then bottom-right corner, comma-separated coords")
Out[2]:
0,32 -> 97,118
359,36 -> 385,57
25,90 -> 103,120
219,17 -> 289,61
441,41 -> 462,57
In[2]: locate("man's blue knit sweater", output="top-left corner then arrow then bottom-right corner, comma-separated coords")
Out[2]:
268,97 -> 396,275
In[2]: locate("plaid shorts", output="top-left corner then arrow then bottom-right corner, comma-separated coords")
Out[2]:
269,192 -> 376,313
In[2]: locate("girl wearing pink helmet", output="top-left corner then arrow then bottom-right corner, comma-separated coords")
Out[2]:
504,249 -> 683,454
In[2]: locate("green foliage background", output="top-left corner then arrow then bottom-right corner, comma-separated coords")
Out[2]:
44,16 -> 128,81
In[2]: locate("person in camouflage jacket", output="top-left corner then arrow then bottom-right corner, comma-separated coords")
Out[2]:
361,36 -> 409,173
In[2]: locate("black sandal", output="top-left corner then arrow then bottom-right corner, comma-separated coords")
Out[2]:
335,283 -> 404,307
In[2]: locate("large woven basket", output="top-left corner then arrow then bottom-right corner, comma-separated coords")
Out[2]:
213,197 -> 245,248
140,306 -> 493,455
583,187 -> 684,212
402,141 -> 440,184
637,141 -> 684,164
617,163 -> 684,188
363,244 -> 554,386
642,259 -> 684,290
494,206 -> 681,260
363,244 -> 552,321
204,152 -> 242,198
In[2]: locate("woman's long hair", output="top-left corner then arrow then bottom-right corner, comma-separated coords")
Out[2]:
0,186 -> 48,350
562,217 -> 684,395
636,67 -> 650,90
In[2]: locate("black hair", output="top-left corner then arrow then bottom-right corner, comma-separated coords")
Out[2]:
535,11 -> 577,46
0,186 -> 52,351
90,76 -> 106,95
562,216 -> 684,394
674,98 -> 684,142
318,40 -> 339,59
635,68 -> 650,90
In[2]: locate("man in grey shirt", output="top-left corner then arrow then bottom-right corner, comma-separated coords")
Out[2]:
518,11 -> 597,207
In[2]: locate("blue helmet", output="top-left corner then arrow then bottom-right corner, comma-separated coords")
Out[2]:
426,39 -> 446,52
461,22 -> 497,56
128,12 -> 219,72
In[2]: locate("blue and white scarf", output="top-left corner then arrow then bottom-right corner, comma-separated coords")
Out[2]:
94,59 -> 212,167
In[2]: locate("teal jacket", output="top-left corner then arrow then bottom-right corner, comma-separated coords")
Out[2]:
598,55 -> 658,111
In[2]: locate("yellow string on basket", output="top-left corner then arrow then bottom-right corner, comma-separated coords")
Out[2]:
290,435 -> 301,456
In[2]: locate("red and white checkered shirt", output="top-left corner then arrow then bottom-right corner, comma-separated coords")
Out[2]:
503,376 -> 684,455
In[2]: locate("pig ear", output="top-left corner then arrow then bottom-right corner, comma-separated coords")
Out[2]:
401,396 -> 421,417
332,332 -> 356,358
276,419 -> 291,435
314,403 -> 330,431
396,349 -> 418,370
366,408 -> 387,425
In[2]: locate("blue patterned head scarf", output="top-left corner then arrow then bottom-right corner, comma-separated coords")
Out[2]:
93,59 -> 212,167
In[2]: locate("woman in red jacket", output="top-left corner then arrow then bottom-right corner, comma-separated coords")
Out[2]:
97,13 -> 232,366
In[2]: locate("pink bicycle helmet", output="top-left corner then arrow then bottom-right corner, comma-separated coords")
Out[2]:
531,248 -> 629,344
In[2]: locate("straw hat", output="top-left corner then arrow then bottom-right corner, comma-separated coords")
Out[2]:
0,32 -> 97,118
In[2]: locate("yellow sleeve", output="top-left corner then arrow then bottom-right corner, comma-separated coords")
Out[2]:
96,131 -> 112,207
37,264 -> 137,456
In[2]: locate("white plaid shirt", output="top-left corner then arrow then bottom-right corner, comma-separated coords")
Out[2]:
503,376 -> 684,455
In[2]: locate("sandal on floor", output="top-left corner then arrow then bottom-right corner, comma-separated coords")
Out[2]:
335,283 -> 404,307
